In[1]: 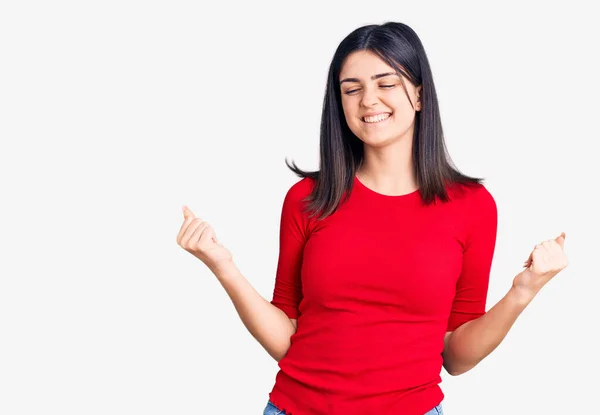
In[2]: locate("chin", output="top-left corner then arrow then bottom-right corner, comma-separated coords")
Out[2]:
359,135 -> 394,147
363,131 -> 409,146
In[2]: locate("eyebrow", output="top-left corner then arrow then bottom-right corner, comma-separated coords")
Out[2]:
339,72 -> 399,84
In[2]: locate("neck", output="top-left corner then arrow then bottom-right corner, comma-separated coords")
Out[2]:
356,132 -> 418,195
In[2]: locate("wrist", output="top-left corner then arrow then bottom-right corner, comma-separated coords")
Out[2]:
509,283 -> 537,306
208,258 -> 236,277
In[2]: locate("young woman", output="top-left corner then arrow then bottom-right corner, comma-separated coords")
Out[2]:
177,21 -> 568,415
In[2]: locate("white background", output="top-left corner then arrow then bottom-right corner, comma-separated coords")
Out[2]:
1,1 -> 598,414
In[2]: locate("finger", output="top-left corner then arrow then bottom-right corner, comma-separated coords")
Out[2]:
207,226 -> 219,244
178,206 -> 201,245
555,232 -> 566,249
524,256 -> 534,269
524,243 -> 543,267
182,205 -> 197,220
526,247 -> 544,271
177,214 -> 198,245
523,242 -> 540,267
180,218 -> 205,246
177,205 -> 196,245
188,221 -> 210,247
523,251 -> 533,267
542,240 -> 554,250
206,226 -> 220,245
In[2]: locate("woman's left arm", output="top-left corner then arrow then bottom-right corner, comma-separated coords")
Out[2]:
442,233 -> 569,376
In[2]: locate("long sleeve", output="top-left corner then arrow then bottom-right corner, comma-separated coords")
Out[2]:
446,184 -> 498,332
270,179 -> 312,319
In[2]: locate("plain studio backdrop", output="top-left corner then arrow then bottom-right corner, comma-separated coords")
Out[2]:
1,1 -> 598,414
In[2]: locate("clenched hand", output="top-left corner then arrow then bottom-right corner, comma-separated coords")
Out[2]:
513,232 -> 569,299
176,205 -> 233,269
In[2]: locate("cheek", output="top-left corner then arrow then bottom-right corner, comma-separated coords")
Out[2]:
390,100 -> 417,120
341,102 -> 359,125
340,99 -> 354,116
388,97 -> 408,112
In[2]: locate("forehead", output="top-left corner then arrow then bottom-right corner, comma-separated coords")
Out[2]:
339,50 -> 397,79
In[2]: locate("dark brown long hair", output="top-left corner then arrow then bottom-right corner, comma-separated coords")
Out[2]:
286,22 -> 484,220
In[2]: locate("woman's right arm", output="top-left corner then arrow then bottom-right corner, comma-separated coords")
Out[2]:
209,259 -> 297,362
210,180 -> 309,361
179,180 -> 309,362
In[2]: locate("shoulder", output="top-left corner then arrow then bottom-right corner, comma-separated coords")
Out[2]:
285,177 -> 316,203
448,183 -> 497,239
280,177 -> 317,221
446,181 -> 496,208
444,182 -> 497,229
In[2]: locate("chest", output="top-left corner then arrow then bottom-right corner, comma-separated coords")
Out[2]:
300,205 -> 465,317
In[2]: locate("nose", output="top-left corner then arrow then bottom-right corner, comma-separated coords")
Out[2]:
360,85 -> 380,108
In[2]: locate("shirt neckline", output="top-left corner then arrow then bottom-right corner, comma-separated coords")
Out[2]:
353,175 -> 421,201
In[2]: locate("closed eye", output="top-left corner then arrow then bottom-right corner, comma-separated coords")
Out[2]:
345,85 -> 396,95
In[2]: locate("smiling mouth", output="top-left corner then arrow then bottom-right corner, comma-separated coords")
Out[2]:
362,113 -> 392,124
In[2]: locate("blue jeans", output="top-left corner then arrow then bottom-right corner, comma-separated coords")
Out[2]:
263,399 -> 443,414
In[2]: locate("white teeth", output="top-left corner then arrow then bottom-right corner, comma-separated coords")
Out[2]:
363,113 -> 391,123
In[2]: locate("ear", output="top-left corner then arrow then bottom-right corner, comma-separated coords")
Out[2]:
416,85 -> 423,111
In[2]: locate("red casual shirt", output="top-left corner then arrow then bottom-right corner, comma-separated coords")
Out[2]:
269,175 -> 497,415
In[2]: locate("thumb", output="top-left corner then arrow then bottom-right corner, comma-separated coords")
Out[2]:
182,205 -> 195,220
523,252 -> 532,268
555,231 -> 566,249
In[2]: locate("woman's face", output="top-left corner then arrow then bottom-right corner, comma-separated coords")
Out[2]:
339,50 -> 421,146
